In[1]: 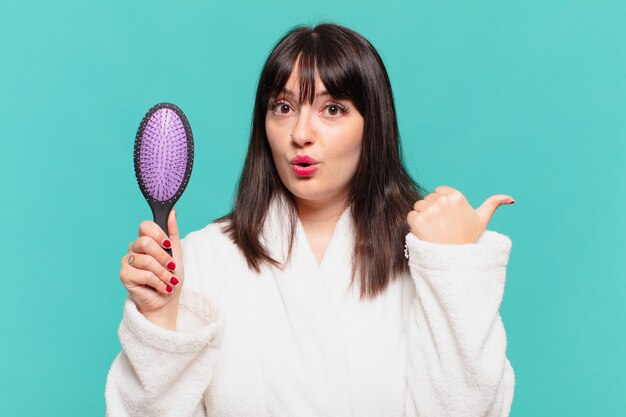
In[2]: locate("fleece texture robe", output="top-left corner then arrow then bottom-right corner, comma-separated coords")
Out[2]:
105,200 -> 515,417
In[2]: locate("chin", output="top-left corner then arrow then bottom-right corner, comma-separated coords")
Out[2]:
287,185 -> 325,202
286,183 -> 347,206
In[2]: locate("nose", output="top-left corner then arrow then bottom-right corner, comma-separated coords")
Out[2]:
290,106 -> 314,147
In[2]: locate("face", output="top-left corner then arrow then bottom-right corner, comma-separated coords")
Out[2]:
265,65 -> 364,208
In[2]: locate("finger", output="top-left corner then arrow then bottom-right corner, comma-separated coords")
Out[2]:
475,194 -> 515,227
413,199 -> 429,212
123,252 -> 180,288
434,185 -> 458,195
121,262 -> 173,294
129,236 -> 177,272
167,208 -> 183,264
423,193 -> 440,203
138,220 -> 174,252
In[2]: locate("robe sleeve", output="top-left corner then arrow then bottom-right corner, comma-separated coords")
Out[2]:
403,230 -> 515,417
105,234 -> 225,417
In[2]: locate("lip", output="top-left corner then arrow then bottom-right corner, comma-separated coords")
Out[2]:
291,155 -> 318,165
290,155 -> 319,177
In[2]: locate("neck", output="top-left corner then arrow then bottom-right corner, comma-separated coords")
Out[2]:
294,195 -> 349,265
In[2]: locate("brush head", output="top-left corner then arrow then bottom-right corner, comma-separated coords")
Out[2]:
134,103 -> 194,206
133,103 -> 194,243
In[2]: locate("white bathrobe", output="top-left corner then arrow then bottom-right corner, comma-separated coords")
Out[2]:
105,200 -> 515,417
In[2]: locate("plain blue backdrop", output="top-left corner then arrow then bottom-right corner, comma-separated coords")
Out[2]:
1,1 -> 624,416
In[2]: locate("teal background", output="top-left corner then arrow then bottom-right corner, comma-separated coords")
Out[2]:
1,0 -> 624,415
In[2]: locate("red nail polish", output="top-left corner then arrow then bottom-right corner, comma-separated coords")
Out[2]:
170,276 -> 179,286
163,239 -> 172,248
166,285 -> 173,293
167,261 -> 176,270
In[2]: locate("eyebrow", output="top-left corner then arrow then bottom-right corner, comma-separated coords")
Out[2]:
280,88 -> 331,98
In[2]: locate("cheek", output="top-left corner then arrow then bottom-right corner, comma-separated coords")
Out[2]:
265,121 -> 283,160
343,142 -> 362,178
321,140 -> 361,191
336,142 -> 360,167
333,128 -> 363,173
265,123 -> 294,187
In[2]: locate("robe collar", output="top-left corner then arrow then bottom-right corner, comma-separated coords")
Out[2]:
259,195 -> 353,273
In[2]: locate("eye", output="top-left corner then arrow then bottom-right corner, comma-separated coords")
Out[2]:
322,102 -> 347,118
269,99 -> 293,116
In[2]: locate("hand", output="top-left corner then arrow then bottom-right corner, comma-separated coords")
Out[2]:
407,186 -> 514,244
119,208 -> 184,329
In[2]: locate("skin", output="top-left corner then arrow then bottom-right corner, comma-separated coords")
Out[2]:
118,64 -> 516,330
407,185 -> 515,244
265,63 -> 365,264
120,209 -> 183,329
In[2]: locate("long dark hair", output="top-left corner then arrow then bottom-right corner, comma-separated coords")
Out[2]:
220,23 -> 427,300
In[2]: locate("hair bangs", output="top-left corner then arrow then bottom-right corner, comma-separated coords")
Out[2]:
262,31 -> 365,112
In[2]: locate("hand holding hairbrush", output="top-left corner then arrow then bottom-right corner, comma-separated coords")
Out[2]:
133,103 -> 194,257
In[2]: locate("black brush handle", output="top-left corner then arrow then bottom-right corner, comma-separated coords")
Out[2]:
151,202 -> 174,257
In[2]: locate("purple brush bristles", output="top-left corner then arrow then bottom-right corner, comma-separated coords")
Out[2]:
139,108 -> 189,202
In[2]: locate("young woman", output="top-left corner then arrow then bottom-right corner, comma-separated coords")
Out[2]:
106,23 -> 516,417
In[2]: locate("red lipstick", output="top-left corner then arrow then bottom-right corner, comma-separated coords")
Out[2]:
290,155 -> 319,177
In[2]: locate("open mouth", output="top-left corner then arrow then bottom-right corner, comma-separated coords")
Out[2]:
290,156 -> 319,177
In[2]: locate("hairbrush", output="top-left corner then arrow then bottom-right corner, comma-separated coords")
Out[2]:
133,102 -> 194,256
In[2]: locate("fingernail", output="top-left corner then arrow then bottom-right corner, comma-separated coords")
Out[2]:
167,261 -> 176,270
170,276 -> 179,286
162,239 -> 172,248
504,199 -> 515,205
166,285 -> 173,293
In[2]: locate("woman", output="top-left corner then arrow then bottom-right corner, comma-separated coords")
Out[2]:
106,23 -> 516,417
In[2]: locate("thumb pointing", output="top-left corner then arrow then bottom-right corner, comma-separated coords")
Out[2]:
475,195 -> 515,227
